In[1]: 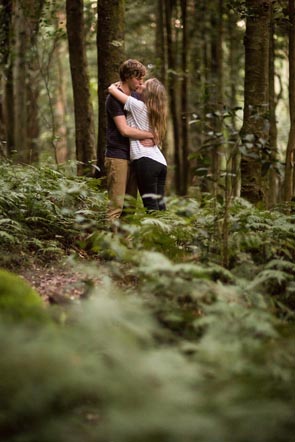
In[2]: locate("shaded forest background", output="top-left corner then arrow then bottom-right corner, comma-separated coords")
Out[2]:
1,0 -> 295,206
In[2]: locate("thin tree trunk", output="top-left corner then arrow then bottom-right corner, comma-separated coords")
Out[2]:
284,0 -> 295,202
268,4 -> 279,207
0,0 -> 13,156
228,9 -> 241,197
55,11 -> 68,164
155,0 -> 168,159
96,0 -> 125,179
13,0 -> 28,162
165,0 -> 181,194
156,0 -> 167,86
180,0 -> 189,195
210,0 -> 224,198
66,0 -> 96,176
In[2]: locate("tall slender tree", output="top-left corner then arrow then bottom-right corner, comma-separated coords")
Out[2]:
284,0 -> 295,202
13,0 -> 28,162
240,0 -> 271,203
66,0 -> 96,176
180,0 -> 189,195
0,0 -> 12,156
227,8 -> 243,197
209,0 -> 224,197
268,2 -> 279,207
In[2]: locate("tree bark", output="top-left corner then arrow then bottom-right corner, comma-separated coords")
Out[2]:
55,11 -> 68,164
96,0 -> 125,178
165,0 -> 182,194
13,0 -> 28,162
240,0 -> 271,204
66,0 -> 96,176
268,3 -> 279,207
284,0 -> 295,202
26,0 -> 44,164
180,0 -> 189,195
0,0 -> 13,156
228,8 -> 241,197
209,0 -> 224,198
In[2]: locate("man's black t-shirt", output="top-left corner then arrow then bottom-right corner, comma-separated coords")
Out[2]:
105,91 -> 140,160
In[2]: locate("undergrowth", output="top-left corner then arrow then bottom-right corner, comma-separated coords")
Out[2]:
0,163 -> 295,441
0,162 -> 107,267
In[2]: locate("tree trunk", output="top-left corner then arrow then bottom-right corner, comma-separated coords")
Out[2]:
284,0 -> 295,202
268,4 -> 279,207
66,0 -> 96,176
209,0 -> 224,198
165,0 -> 182,194
4,64 -> 14,156
55,11 -> 68,164
26,0 -> 44,164
0,0 -> 12,156
13,0 -> 28,162
155,0 -> 169,159
228,8 -> 241,197
4,0 -> 44,163
96,0 -> 125,178
155,0 -> 167,87
240,0 -> 271,204
180,0 -> 189,195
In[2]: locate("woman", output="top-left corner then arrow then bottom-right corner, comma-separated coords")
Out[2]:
108,78 -> 168,211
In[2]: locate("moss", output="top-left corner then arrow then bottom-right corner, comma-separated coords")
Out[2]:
0,269 -> 48,324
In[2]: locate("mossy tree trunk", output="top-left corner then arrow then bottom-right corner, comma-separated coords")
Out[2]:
66,0 -> 96,176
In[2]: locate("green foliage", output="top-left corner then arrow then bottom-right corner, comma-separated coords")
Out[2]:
1,164 -> 295,441
0,277 -> 294,442
0,162 -> 107,266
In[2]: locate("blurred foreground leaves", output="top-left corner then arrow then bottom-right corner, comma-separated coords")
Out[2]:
0,269 -> 294,442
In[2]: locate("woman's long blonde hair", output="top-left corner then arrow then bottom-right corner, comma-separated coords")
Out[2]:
142,78 -> 167,146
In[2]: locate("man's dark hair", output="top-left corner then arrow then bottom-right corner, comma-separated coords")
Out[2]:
119,59 -> 147,81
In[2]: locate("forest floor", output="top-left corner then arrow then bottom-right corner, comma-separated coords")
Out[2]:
18,257 -> 104,305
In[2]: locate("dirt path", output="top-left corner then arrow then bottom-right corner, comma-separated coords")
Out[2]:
20,259 -> 103,304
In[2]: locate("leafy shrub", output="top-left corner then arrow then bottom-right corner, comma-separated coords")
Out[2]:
0,162 -> 107,266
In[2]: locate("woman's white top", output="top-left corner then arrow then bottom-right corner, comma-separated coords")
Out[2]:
124,96 -> 167,166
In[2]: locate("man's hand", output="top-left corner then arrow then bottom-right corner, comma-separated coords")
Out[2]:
140,138 -> 155,147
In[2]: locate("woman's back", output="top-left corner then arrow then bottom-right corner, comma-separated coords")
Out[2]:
124,96 -> 166,165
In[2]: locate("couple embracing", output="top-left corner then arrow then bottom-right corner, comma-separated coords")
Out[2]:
105,59 -> 168,223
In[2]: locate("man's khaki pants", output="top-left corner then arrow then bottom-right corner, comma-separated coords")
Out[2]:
105,157 -> 137,221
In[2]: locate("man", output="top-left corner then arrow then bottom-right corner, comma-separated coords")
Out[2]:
105,59 -> 154,223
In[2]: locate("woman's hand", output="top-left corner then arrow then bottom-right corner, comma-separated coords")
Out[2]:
108,82 -> 121,93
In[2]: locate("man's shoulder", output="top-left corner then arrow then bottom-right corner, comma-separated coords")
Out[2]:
106,94 -> 125,116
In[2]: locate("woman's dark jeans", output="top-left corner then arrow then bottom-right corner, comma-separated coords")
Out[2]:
133,157 -> 167,211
